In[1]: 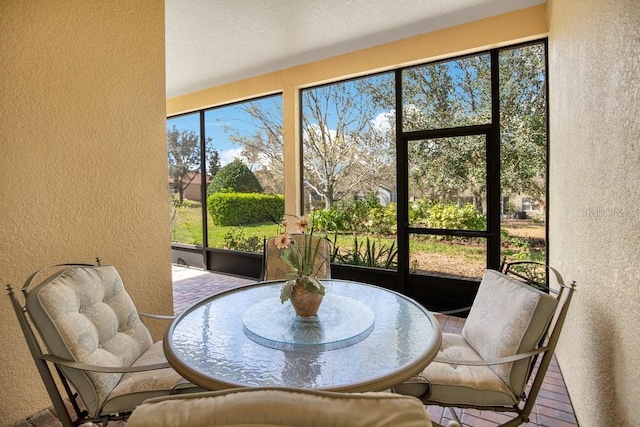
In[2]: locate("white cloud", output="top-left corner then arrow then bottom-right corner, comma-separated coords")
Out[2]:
371,110 -> 394,132
219,147 -> 244,165
305,123 -> 338,140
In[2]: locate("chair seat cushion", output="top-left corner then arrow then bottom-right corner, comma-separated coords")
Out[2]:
396,333 -> 517,407
102,340 -> 201,414
126,387 -> 433,427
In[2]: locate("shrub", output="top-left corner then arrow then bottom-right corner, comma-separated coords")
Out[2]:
309,208 -> 347,232
334,236 -> 398,269
409,199 -> 433,224
364,202 -> 397,235
341,194 -> 381,231
207,159 -> 262,195
223,227 -> 262,252
426,202 -> 486,230
311,194 -> 393,233
207,193 -> 284,226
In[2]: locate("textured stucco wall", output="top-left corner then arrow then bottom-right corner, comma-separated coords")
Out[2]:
548,0 -> 640,425
0,1 -> 170,423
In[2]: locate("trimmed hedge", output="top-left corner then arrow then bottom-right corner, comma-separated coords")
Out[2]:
207,193 -> 284,226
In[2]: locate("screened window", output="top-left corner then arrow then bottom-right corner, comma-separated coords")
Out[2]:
168,95 -> 284,251
499,43 -> 547,264
402,55 -> 491,131
300,41 -> 547,279
168,41 -> 547,282
167,113 -> 204,245
301,73 -> 398,270
204,95 -> 283,251
403,44 -> 547,280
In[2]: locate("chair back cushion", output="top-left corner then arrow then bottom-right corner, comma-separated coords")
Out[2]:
26,265 -> 153,415
126,387 -> 432,427
264,234 -> 331,281
462,269 -> 557,396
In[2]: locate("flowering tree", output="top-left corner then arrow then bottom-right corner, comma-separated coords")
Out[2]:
302,80 -> 395,208
222,80 -> 395,209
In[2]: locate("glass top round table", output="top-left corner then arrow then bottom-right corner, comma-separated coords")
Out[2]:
164,279 -> 441,392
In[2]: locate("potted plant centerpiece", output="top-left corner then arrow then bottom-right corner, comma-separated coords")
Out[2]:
276,215 -> 327,317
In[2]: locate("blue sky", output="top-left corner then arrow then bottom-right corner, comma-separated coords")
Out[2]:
166,78 -> 397,173
167,94 -> 282,166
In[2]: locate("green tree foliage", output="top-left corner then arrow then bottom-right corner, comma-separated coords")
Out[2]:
361,45 -> 547,205
207,159 -> 263,195
167,125 -> 210,203
499,45 -> 547,198
208,150 -> 221,179
407,135 -> 486,205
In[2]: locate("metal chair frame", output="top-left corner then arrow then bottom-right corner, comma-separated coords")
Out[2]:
6,262 -> 183,426
422,261 -> 576,427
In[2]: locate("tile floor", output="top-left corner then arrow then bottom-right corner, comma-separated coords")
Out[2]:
13,265 -> 579,426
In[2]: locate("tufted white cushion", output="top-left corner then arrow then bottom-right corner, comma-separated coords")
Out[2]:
127,387 -> 433,427
397,269 -> 557,407
25,265 -> 193,416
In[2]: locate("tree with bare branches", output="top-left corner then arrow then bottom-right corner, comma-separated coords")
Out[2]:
167,125 -> 212,202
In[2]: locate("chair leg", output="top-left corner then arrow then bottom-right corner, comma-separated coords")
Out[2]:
55,365 -> 88,421
8,286 -> 74,426
447,407 -> 462,425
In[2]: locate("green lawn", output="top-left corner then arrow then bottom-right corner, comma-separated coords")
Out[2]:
171,203 -> 280,247
171,204 -> 544,277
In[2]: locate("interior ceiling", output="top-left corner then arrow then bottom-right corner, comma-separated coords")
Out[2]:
165,0 -> 544,98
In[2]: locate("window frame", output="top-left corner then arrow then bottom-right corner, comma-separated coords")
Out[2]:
299,41 -> 547,292
167,39 -> 549,301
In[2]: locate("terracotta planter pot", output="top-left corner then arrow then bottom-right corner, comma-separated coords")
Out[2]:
290,281 -> 323,317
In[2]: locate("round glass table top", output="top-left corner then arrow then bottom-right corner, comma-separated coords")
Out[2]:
164,279 -> 441,392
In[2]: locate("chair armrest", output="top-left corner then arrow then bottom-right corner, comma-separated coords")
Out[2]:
435,306 -> 471,316
139,312 -> 175,321
434,346 -> 548,366
41,354 -> 171,373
